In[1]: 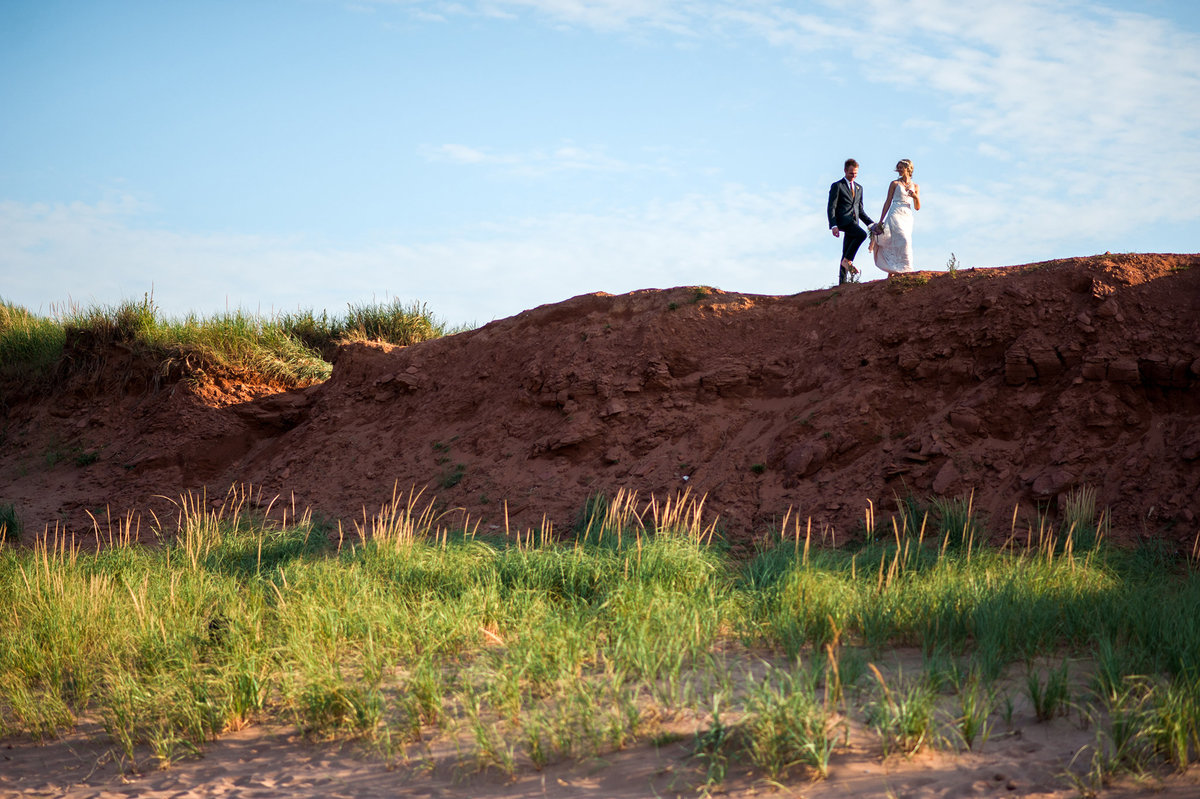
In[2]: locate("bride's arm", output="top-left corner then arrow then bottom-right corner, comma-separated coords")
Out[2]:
879,181 -> 897,222
911,182 -> 921,211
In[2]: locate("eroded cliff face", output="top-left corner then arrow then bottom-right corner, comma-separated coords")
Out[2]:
3,253 -> 1198,548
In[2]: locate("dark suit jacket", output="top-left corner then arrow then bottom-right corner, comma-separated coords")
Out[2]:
827,179 -> 874,230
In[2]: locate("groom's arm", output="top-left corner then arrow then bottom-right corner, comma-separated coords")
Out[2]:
827,183 -> 839,231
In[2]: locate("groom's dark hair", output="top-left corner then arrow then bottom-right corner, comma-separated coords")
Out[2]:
844,158 -> 859,169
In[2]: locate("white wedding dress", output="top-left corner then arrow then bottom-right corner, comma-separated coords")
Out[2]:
871,182 -> 916,274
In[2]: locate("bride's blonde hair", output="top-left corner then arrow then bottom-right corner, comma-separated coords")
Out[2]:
895,159 -> 914,176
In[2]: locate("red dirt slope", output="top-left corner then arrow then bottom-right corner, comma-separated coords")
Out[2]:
3,253 -> 1198,548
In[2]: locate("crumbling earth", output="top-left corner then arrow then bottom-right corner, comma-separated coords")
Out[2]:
3,252 -> 1198,549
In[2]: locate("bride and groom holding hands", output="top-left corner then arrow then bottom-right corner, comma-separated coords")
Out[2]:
827,158 -> 921,284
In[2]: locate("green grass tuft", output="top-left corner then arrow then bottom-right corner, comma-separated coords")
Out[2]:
0,299 -> 65,382
0,503 -> 21,542
0,296 -> 466,395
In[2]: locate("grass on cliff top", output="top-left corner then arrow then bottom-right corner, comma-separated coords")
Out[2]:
2,487 -> 1198,787
0,295 -> 461,389
0,300 -> 66,381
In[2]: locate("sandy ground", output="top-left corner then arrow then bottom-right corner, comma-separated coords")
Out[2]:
4,713 -> 1199,799
5,657 -> 1200,799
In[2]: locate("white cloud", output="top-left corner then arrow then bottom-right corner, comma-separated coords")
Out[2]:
472,0 -> 700,33
404,0 -> 1200,225
855,1 -> 1200,155
429,143 -> 495,164
369,0 -> 704,32
424,140 -> 667,176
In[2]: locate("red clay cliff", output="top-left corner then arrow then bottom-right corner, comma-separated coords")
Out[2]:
3,253 -> 1198,549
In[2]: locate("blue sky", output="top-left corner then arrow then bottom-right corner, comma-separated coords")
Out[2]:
2,0 -> 1198,327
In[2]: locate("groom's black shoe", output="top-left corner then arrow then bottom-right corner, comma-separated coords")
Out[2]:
838,259 -> 859,284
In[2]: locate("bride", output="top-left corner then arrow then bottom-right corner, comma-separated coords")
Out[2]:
870,159 -> 921,274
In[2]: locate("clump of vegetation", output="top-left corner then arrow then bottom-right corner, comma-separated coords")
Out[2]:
887,273 -> 930,290
865,665 -> 936,756
739,664 -> 843,777
1059,484 -> 1107,551
439,463 -> 466,488
0,300 -> 66,382
946,252 -> 959,277
1027,660 -> 1072,722
931,493 -> 985,550
0,503 -> 20,542
336,299 -> 455,348
0,295 -> 463,394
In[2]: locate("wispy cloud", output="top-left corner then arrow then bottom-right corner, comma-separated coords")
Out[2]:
427,143 -> 497,164
401,0 -> 1200,228
423,141 -> 668,175
386,0 -> 706,33
851,1 -> 1200,158
864,0 -> 1200,237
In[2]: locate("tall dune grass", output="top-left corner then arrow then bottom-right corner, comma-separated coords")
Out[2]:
0,299 -> 66,381
0,295 -> 460,390
1,488 -> 1198,782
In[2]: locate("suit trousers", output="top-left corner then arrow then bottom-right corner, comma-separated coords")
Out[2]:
838,223 -> 867,284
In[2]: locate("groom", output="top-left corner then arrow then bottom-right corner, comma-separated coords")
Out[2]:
827,158 -> 875,284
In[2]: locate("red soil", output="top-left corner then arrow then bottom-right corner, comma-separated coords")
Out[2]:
3,253 -> 1198,549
